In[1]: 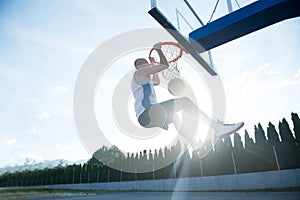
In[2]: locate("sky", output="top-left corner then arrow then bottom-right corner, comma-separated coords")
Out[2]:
0,0 -> 299,167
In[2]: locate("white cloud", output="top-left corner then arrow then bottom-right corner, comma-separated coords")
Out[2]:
257,63 -> 278,76
223,62 -> 300,136
5,138 -> 18,145
0,135 -> 89,167
54,86 -> 68,94
52,139 -> 90,161
229,62 -> 300,92
28,127 -> 42,135
5,138 -> 25,148
16,139 -> 89,164
36,112 -> 50,120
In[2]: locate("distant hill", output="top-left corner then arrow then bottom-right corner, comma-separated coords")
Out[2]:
0,158 -> 88,175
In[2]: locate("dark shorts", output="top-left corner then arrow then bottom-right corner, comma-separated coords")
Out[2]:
138,99 -> 175,130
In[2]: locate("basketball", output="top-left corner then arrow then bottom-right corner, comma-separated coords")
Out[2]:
168,78 -> 185,96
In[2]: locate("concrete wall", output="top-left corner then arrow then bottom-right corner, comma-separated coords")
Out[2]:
46,169 -> 300,191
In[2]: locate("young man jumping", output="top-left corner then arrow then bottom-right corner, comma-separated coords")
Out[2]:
131,42 -> 244,151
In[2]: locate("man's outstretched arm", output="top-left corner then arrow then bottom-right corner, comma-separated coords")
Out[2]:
135,42 -> 169,83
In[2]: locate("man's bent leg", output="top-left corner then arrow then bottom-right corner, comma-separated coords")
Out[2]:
173,97 -> 217,127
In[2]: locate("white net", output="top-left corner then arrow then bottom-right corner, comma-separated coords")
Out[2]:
162,62 -> 180,80
149,42 -> 183,80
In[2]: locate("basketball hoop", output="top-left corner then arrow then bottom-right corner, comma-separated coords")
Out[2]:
149,42 -> 187,80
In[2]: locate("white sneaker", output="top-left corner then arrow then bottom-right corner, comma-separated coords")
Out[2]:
215,121 -> 244,139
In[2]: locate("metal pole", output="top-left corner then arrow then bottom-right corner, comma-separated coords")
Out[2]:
176,9 -> 194,31
98,165 -> 101,182
273,145 -> 280,170
176,9 -> 181,31
150,0 -> 157,8
107,169 -> 110,182
208,0 -> 220,23
199,158 -> 203,176
152,161 -> 155,180
227,0 -> 233,13
120,169 -> 122,182
231,152 -> 237,174
183,0 -> 205,26
173,163 -> 177,178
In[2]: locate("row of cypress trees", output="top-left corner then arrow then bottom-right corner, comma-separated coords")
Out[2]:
0,112 -> 299,187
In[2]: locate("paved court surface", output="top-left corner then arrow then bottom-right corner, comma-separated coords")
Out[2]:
34,191 -> 300,200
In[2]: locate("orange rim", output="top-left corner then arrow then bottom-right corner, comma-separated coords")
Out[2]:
148,42 -> 187,64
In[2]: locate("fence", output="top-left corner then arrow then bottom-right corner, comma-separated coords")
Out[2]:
18,168 -> 300,191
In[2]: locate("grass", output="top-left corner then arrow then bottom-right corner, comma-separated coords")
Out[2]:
0,187 -> 299,199
133,187 -> 300,193
0,188 -> 126,199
